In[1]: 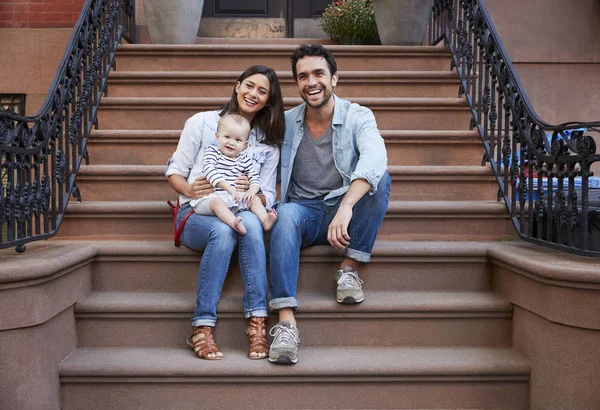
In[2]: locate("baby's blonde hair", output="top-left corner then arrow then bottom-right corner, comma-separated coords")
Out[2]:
217,113 -> 251,140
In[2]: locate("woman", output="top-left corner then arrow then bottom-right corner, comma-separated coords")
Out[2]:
166,65 -> 284,360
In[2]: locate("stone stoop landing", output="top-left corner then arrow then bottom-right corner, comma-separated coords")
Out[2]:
33,41 -> 539,409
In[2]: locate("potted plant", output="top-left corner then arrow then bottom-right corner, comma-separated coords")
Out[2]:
372,0 -> 434,45
319,0 -> 379,45
143,0 -> 204,44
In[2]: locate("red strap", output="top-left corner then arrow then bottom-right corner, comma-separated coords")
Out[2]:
167,199 -> 194,247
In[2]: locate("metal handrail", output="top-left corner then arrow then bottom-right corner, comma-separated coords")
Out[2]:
0,0 -> 135,252
430,0 -> 600,256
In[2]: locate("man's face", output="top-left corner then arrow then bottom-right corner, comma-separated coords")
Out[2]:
215,120 -> 249,158
295,56 -> 338,109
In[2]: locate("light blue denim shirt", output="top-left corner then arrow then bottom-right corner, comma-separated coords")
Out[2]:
280,95 -> 388,205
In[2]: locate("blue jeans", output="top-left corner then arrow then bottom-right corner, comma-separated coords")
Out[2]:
177,204 -> 268,327
269,172 -> 391,311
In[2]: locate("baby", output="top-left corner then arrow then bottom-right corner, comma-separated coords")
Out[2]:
190,113 -> 277,235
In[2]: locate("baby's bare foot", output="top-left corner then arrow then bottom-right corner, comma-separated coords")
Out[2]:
261,209 -> 278,232
233,216 -> 247,235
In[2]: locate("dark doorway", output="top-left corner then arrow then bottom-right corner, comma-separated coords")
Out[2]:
202,0 -> 331,20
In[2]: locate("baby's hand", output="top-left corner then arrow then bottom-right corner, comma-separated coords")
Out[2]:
242,185 -> 259,203
227,187 -> 241,203
242,190 -> 255,203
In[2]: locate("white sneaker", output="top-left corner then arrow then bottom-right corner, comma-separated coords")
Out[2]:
335,267 -> 364,304
268,321 -> 300,364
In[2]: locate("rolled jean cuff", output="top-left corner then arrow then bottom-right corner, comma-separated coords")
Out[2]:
346,247 -> 371,263
244,308 -> 269,319
191,318 -> 216,327
269,297 -> 299,312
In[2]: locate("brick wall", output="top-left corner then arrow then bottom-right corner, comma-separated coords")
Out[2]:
0,0 -> 85,28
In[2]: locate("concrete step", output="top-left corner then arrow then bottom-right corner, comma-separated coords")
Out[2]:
74,290 -> 512,348
388,166 -> 497,201
194,37 -> 337,45
59,346 -> 529,409
115,44 -> 453,72
107,70 -> 461,99
87,129 -> 485,167
56,201 -> 514,241
75,164 -> 497,202
383,130 -> 484,167
87,240 -> 493,294
97,97 -> 471,131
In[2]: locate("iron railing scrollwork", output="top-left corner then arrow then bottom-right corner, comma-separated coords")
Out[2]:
430,0 -> 600,257
0,0 -> 135,252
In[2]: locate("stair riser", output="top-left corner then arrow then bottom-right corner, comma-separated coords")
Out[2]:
108,80 -> 460,99
75,316 -> 512,348
378,215 -> 515,241
115,53 -> 452,72
389,178 -> 497,201
86,138 -> 486,167
98,105 -> 471,130
61,379 -> 528,409
75,175 -> 498,202
56,213 -> 515,241
91,258 -> 492,293
87,140 -> 174,166
386,142 -> 484,166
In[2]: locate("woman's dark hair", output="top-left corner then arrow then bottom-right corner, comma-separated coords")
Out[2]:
291,44 -> 338,81
219,65 -> 284,145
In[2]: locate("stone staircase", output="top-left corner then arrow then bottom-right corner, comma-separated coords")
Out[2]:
56,41 -> 531,409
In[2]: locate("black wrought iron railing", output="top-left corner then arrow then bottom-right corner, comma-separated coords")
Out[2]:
430,0 -> 600,257
0,0 -> 135,252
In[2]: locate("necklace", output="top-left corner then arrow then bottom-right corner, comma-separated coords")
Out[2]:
306,118 -> 314,134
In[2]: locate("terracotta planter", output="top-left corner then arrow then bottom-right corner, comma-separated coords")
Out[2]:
143,0 -> 204,44
373,0 -> 434,45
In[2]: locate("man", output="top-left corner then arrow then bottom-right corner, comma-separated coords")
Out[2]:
268,44 -> 391,364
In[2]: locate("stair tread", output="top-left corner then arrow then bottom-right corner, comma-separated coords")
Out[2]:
77,164 -> 494,177
117,44 -> 452,54
194,37 -> 337,45
100,96 -> 468,106
90,129 -> 480,138
66,200 -> 507,213
75,290 -> 512,314
59,346 -> 529,378
109,70 -> 459,80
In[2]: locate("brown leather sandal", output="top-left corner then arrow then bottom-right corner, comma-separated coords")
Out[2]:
187,326 -> 223,360
246,317 -> 269,360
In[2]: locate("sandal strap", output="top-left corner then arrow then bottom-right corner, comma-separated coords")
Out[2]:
190,326 -> 221,358
247,317 -> 269,357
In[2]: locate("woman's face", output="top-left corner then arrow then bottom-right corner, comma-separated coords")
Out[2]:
235,73 -> 271,118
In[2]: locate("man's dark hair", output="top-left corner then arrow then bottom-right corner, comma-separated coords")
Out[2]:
291,44 -> 338,81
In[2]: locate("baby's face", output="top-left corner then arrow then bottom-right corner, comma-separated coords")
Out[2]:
215,121 -> 249,158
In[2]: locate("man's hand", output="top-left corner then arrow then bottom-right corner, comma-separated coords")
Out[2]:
234,174 -> 250,192
328,204 -> 352,249
187,176 -> 214,199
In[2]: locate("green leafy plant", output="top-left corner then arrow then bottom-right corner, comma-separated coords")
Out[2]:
319,0 -> 379,43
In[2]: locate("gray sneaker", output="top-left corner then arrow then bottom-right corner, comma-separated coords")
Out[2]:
335,266 -> 364,304
268,321 -> 300,364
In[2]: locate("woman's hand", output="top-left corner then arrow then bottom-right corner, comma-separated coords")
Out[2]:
234,174 -> 250,192
187,176 -> 214,199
